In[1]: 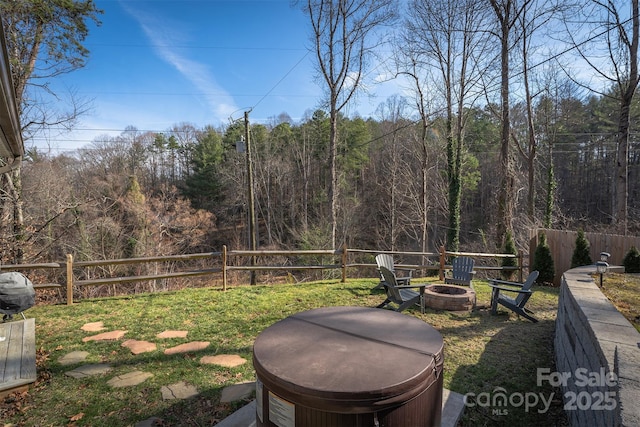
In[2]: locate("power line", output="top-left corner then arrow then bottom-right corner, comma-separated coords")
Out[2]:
87,42 -> 307,52
70,90 -> 318,97
251,50 -> 312,111
30,9 -> 637,151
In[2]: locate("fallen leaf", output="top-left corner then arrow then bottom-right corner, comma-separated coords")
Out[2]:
69,413 -> 84,421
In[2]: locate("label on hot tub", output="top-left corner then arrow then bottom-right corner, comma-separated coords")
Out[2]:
268,391 -> 295,427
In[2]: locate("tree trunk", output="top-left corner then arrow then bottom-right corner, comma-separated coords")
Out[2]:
613,0 -> 639,235
523,39 -> 537,222
421,122 -> 429,257
330,105 -> 339,249
496,17 -> 514,248
3,167 -> 25,264
445,36 -> 461,252
615,92 -> 633,234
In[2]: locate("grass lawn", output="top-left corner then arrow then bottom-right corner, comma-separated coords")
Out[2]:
2,277 -> 569,426
600,273 -> 640,333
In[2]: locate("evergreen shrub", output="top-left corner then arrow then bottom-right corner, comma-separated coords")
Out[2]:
571,229 -> 592,268
533,233 -> 555,284
623,246 -> 640,273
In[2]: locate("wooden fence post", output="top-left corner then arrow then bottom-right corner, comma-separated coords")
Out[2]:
341,244 -> 347,283
66,254 -> 73,305
439,246 -> 446,281
518,250 -> 524,282
222,245 -> 227,291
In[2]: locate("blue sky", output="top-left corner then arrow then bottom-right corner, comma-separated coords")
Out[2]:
35,0 -> 402,153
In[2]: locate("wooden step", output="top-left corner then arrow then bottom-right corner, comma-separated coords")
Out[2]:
0,318 -> 36,398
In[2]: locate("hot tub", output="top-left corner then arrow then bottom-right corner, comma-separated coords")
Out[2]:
252,306 -> 444,427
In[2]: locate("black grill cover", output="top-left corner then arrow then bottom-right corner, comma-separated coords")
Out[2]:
0,272 -> 35,315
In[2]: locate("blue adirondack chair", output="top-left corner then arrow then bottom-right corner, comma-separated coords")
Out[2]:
445,256 -> 476,288
488,271 -> 539,323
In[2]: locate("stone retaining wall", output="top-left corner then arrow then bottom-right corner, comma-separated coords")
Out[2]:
555,266 -> 640,427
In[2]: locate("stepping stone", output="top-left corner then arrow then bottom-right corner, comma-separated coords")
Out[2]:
65,364 -> 112,378
107,370 -> 153,388
81,321 -> 106,332
157,330 -> 188,339
164,341 -> 209,355
82,330 -> 127,342
58,351 -> 90,366
200,354 -> 247,368
220,381 -> 255,403
160,381 -> 199,400
122,339 -> 157,354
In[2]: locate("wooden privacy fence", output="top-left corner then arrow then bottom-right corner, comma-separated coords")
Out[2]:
0,245 -> 523,305
530,228 -> 640,285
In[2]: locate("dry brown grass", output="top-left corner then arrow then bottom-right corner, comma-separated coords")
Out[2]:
600,273 -> 640,332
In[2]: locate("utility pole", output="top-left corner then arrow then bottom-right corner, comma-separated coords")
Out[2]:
245,110 -> 257,285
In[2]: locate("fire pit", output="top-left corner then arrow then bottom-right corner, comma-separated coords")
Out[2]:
424,284 -> 475,311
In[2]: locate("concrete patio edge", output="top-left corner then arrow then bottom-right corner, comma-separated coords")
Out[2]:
216,388 -> 465,427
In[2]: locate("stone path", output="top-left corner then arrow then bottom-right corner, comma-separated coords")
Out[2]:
122,339 -> 157,354
82,329 -> 127,342
61,322 -> 254,426
65,363 -> 112,378
201,354 -> 246,367
58,351 -> 90,366
164,341 -> 210,355
107,370 -> 154,388
160,381 -> 200,400
65,320 -> 465,427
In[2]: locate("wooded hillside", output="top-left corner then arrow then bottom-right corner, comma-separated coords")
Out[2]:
16,96 -> 640,266
1,0 -> 639,267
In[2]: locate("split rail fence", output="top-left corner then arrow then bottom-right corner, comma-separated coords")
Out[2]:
0,246 -> 523,305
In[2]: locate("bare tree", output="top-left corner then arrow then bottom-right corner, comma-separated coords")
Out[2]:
488,0 -> 535,248
389,57 -> 437,255
402,0 -> 491,251
563,0 -> 639,234
371,96 -> 412,251
297,0 -> 396,249
0,0 -> 101,263
511,0 -> 566,222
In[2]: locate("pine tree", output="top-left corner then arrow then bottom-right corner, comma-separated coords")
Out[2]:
571,229 -> 592,268
533,233 -> 555,284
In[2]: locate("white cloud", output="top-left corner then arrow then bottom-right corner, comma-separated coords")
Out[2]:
373,71 -> 396,83
120,2 -> 238,122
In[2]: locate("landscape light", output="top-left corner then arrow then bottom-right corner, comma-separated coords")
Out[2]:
595,261 -> 608,288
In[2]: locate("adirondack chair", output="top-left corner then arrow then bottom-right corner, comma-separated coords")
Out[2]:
376,266 -> 427,313
444,256 -> 476,288
488,271 -> 539,323
375,254 -> 413,290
